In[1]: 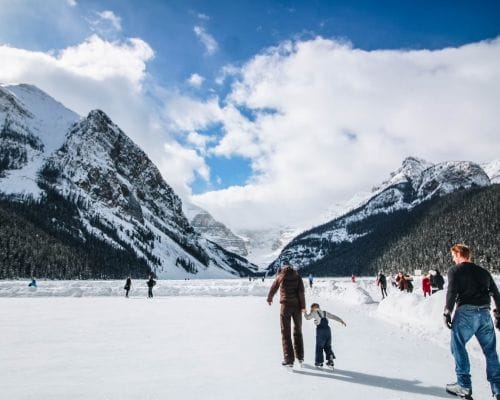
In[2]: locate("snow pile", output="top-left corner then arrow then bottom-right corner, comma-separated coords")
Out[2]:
0,279 -> 272,298
309,279 -> 376,306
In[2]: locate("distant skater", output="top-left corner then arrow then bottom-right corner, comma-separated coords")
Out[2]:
124,276 -> 132,298
377,272 -> 388,299
147,275 -> 156,298
308,274 -> 314,288
267,260 -> 306,367
304,303 -> 346,367
430,269 -> 445,294
351,274 -> 356,283
422,273 -> 431,297
28,278 -> 37,288
443,244 -> 500,399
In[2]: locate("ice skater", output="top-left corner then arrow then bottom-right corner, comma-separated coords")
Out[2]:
443,244 -> 500,399
308,274 -> 314,288
304,303 -> 346,368
267,260 -> 306,367
377,272 -> 388,299
124,276 -> 132,298
28,278 -> 37,288
146,275 -> 156,298
422,273 -> 431,297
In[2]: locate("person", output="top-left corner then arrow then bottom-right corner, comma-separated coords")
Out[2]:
405,274 -> 414,293
443,244 -> 500,399
377,272 -> 388,299
396,272 -> 406,291
304,303 -> 346,367
308,274 -> 314,288
267,260 -> 306,367
28,278 -> 37,288
146,275 -> 156,298
422,273 -> 431,297
430,269 -> 445,294
351,274 -> 356,283
124,276 -> 132,298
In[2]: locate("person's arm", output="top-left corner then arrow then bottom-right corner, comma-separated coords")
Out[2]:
267,275 -> 282,305
488,273 -> 500,311
304,311 -> 314,320
444,268 -> 457,314
298,277 -> 306,310
326,311 -> 347,326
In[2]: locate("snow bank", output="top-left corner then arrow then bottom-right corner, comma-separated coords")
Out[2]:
0,277 -> 378,303
0,279 -> 271,298
307,278 -> 376,306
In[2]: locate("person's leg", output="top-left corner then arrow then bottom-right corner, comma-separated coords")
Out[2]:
315,330 -> 325,365
292,307 -> 304,361
324,327 -> 334,363
280,305 -> 294,364
451,308 -> 476,389
475,310 -> 500,395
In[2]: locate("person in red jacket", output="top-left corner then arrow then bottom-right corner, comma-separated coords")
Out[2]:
422,273 -> 431,297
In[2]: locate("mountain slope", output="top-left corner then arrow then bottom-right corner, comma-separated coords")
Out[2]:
0,85 -> 258,279
184,202 -> 248,257
271,157 -> 494,275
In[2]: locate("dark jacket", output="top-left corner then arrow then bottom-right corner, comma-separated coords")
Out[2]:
445,262 -> 500,313
430,272 -> 444,290
377,274 -> 387,288
267,267 -> 306,309
147,278 -> 156,288
124,278 -> 131,290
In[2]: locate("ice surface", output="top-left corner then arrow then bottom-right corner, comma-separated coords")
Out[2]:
1,278 -> 499,400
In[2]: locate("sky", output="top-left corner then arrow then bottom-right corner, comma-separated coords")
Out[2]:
0,0 -> 499,231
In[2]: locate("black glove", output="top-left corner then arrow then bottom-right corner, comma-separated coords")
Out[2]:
443,313 -> 452,329
494,309 -> 500,330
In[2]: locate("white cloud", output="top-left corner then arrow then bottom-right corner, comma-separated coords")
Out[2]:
189,36 -> 500,231
67,0 -> 77,6
197,13 -> 210,21
187,73 -> 205,88
0,35 -> 208,200
193,26 -> 218,55
96,10 -> 122,32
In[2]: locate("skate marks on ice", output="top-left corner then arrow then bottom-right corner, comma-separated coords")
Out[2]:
293,364 -> 449,398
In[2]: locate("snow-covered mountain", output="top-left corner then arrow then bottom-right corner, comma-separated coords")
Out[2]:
236,227 -> 301,268
271,156 -> 492,272
0,84 -> 258,279
183,202 -> 248,257
482,159 -> 500,184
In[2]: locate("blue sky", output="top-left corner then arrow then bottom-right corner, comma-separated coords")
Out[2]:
1,0 -> 499,229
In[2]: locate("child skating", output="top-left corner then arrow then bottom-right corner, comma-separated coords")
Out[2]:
304,303 -> 346,368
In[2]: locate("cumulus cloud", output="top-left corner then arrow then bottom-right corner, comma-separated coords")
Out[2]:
187,73 -> 205,87
0,35 -> 208,199
189,36 -> 500,230
193,26 -> 218,55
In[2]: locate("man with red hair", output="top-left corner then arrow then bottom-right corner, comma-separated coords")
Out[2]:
444,244 -> 500,399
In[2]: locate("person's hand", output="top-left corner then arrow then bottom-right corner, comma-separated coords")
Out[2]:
267,300 -> 272,306
302,309 -> 306,314
443,312 -> 452,329
342,321 -> 347,327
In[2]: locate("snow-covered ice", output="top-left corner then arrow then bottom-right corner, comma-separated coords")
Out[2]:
1,278 -> 499,399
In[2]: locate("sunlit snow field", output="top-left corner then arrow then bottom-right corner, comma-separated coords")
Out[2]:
1,278 -> 499,400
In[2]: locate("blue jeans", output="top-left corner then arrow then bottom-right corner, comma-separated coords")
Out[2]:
451,305 -> 500,394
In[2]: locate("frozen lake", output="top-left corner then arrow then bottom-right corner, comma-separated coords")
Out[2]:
0,279 -> 498,399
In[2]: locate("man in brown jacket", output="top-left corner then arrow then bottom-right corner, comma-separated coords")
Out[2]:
267,260 -> 306,367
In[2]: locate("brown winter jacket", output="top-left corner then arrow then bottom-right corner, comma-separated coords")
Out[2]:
267,267 -> 306,309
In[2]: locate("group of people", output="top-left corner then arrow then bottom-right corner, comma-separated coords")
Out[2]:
123,275 -> 156,298
374,269 -> 445,300
268,244 -> 500,400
